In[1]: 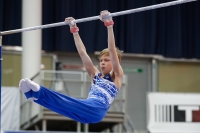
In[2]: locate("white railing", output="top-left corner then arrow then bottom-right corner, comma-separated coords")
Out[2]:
147,92 -> 200,133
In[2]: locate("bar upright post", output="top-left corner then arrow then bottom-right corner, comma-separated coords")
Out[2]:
0,35 -> 2,131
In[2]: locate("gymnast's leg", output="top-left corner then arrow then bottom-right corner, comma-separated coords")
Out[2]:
19,78 -> 107,123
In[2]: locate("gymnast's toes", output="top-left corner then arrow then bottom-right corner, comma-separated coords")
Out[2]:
19,79 -> 33,101
19,79 -> 31,93
25,78 -> 40,92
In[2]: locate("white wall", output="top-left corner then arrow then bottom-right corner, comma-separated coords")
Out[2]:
1,87 -> 20,131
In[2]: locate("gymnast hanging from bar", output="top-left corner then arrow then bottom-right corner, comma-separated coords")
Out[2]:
19,10 -> 124,124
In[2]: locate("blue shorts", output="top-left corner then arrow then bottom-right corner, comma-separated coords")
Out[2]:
32,86 -> 108,124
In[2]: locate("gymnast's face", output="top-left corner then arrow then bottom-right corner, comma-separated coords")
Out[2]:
99,54 -> 113,75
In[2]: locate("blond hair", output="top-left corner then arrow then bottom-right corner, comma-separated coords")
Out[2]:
99,47 -> 123,61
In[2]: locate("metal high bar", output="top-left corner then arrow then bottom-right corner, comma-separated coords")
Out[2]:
0,0 -> 197,36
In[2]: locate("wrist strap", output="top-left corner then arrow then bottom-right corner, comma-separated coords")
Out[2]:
70,27 -> 79,33
104,20 -> 114,27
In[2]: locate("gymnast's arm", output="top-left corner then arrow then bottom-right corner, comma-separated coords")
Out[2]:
107,27 -> 123,76
73,33 -> 99,78
100,11 -> 123,88
107,24 -> 123,89
65,17 -> 99,79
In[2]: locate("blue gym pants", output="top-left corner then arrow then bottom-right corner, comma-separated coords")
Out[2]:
29,86 -> 108,124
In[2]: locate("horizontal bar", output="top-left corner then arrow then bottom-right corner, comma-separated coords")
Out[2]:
110,0 -> 196,17
0,0 -> 196,36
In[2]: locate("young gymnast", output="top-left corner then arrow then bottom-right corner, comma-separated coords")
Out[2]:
19,10 -> 124,124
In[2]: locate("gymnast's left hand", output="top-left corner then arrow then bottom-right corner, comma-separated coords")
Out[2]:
65,17 -> 77,28
99,10 -> 112,22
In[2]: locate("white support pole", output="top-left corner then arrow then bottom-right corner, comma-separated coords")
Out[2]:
77,122 -> 81,132
42,119 -> 47,131
152,59 -> 158,92
22,0 -> 42,83
118,123 -> 122,133
106,128 -> 110,133
84,124 -> 89,133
